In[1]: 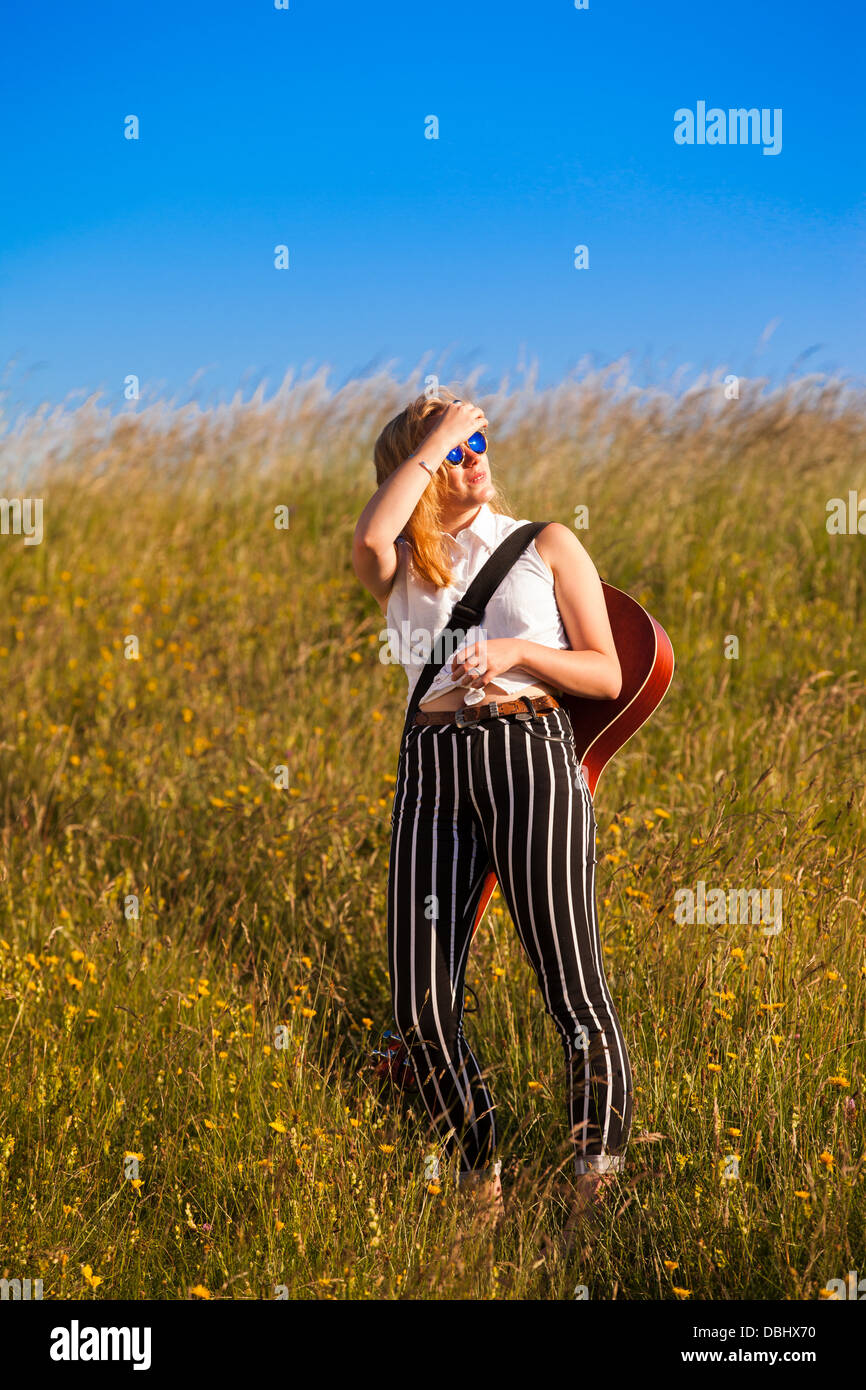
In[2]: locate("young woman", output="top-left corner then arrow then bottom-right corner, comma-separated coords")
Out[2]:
352,390 -> 634,1228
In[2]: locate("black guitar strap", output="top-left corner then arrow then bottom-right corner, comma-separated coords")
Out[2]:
399,520 -> 551,745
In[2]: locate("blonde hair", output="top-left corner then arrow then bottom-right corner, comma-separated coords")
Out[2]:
372,387 -> 514,589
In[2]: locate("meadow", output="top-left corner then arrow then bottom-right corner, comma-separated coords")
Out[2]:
0,362 -> 863,1300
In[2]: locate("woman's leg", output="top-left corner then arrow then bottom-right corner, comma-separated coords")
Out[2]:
387,724 -> 498,1177
464,708 -> 634,1175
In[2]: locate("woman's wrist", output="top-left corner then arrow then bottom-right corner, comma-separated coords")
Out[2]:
408,453 -> 444,486
410,431 -> 448,478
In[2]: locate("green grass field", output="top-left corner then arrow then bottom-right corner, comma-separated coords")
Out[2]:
1,366 -> 863,1299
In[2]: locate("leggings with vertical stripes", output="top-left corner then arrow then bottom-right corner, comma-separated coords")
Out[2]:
387,702 -> 634,1179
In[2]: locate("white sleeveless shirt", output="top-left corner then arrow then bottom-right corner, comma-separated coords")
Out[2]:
384,502 -> 571,710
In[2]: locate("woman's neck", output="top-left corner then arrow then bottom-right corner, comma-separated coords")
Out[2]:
440,501 -> 484,539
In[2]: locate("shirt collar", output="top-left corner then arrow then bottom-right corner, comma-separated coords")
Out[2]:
442,502 -> 497,555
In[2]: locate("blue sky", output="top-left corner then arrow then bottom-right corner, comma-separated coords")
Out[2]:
2,0 -> 864,419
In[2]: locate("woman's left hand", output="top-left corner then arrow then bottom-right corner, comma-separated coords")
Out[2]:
450,638 -> 524,694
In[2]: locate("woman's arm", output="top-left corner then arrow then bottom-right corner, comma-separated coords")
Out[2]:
352,401 -> 487,610
525,522 -> 622,698
509,638 -> 621,700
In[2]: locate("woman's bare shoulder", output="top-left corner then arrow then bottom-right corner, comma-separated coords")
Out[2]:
532,522 -> 584,565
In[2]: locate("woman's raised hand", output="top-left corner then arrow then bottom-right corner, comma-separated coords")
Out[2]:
427,399 -> 488,454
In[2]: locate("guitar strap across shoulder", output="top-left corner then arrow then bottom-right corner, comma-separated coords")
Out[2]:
399,520 -> 551,745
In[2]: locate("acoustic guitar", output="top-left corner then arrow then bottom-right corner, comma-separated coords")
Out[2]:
371,581 -> 675,1090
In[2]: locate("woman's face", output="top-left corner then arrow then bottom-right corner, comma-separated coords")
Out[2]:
441,439 -> 494,509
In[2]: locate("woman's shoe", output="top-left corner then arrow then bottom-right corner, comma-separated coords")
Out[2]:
561,1169 -> 617,1253
456,1160 -> 505,1233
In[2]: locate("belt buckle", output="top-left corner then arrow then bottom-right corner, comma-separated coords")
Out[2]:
456,699 -> 499,728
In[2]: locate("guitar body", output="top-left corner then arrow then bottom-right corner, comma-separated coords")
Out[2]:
470,581 -> 675,936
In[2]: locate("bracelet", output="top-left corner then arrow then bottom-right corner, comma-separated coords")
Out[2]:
417,458 -> 439,478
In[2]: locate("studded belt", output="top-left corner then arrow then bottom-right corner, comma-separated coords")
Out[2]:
414,693 -> 560,729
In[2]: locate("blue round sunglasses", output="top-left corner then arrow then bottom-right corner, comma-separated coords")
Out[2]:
445,429 -> 488,465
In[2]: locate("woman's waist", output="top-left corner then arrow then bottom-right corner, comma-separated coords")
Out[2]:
418,677 -> 559,713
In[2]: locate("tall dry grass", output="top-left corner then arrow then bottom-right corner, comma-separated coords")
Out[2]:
0,361 -> 863,1299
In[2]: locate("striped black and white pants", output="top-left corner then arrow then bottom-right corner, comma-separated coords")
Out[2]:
387,701 -> 634,1180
